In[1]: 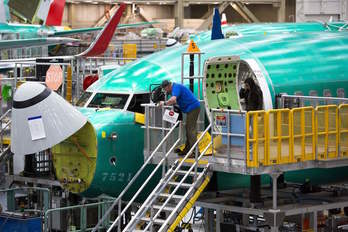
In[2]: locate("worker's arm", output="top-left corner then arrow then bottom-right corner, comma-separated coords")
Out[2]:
159,96 -> 177,106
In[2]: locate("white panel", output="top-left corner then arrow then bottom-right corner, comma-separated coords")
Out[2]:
304,0 -> 340,15
322,0 -> 340,14
304,0 -> 322,14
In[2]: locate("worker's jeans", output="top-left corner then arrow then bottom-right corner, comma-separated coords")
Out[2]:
183,107 -> 200,154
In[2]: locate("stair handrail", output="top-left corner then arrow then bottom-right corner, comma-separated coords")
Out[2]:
0,109 -> 12,152
0,109 -> 11,122
108,121 -> 182,232
0,146 -> 11,162
124,123 -> 212,232
93,120 -> 181,232
145,142 -> 212,232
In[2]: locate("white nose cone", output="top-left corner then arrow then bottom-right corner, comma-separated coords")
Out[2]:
11,82 -> 87,155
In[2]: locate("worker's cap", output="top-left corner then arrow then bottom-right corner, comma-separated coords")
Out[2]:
161,80 -> 171,88
11,82 -> 87,155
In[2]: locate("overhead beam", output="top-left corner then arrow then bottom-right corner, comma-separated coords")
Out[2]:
67,0 -> 281,4
138,6 -> 152,22
67,3 -> 75,28
231,2 -> 252,23
94,4 -> 120,27
277,0 -> 286,22
235,1 -> 260,22
175,0 -> 184,28
197,1 -> 230,31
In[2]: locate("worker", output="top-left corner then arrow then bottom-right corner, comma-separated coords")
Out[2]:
159,80 -> 200,157
239,77 -> 263,111
239,77 -> 263,203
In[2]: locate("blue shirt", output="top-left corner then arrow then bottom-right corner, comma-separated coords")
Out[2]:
171,83 -> 200,113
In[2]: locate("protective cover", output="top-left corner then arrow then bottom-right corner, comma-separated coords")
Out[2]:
11,82 -> 87,155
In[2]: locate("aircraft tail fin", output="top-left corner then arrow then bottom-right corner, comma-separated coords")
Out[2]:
221,13 -> 227,27
211,8 -> 224,40
77,3 -> 126,57
45,0 -> 66,26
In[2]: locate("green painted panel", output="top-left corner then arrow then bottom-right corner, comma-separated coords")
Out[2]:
216,167 -> 348,190
73,108 -> 161,199
52,121 -> 97,194
204,56 -> 240,110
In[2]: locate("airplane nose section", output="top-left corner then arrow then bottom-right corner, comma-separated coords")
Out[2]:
11,82 -> 99,195
11,82 -> 87,155
52,121 -> 98,194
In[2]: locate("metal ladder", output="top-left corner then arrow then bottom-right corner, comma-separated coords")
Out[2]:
119,124 -> 212,232
0,109 -> 12,163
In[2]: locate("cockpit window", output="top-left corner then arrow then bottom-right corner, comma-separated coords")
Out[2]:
127,93 -> 150,113
76,92 -> 92,107
87,93 -> 129,109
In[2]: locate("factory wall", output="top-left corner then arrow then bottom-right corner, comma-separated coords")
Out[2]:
61,2 -> 296,30
296,0 -> 348,22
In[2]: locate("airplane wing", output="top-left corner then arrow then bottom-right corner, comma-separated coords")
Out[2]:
53,21 -> 160,37
0,37 -> 79,49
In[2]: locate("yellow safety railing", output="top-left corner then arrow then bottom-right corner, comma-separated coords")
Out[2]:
291,106 -> 315,162
339,104 -> 348,157
245,104 -> 348,168
267,109 -> 292,165
246,111 -> 267,167
316,105 -> 338,159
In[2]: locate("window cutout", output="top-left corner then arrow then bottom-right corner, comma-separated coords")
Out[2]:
215,81 -> 223,93
309,90 -> 318,107
337,88 -> 345,98
309,90 -> 318,96
127,93 -> 150,114
323,89 -> 332,97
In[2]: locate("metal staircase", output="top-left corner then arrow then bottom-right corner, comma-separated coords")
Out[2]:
92,120 -> 213,232
120,124 -> 212,232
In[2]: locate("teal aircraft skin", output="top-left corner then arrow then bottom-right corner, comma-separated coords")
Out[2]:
52,24 -> 348,198
191,21 -> 348,44
0,21 -> 158,39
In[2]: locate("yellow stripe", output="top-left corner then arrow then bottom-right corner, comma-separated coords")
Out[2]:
134,113 -> 145,125
2,137 -> 10,145
167,175 -> 210,232
179,158 -> 208,165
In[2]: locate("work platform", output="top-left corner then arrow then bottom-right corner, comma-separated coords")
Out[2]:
143,99 -> 348,176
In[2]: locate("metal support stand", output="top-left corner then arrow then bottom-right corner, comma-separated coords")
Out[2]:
216,209 -> 222,232
7,189 -> 15,211
270,172 -> 281,232
80,205 -> 87,231
204,208 -> 214,232
271,172 -> 281,210
189,54 -> 194,92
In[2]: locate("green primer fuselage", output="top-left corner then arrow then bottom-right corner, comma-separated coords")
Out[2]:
77,26 -> 348,197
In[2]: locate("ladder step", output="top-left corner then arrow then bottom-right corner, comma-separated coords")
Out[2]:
176,170 -> 201,176
168,182 -> 192,188
153,204 -> 175,211
140,217 -> 166,224
159,193 -> 183,200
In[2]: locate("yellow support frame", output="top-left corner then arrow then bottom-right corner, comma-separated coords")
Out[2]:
246,110 -> 267,167
244,104 -> 348,168
267,109 -> 292,165
316,105 -> 338,160
291,106 -> 315,162
338,104 -> 348,157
